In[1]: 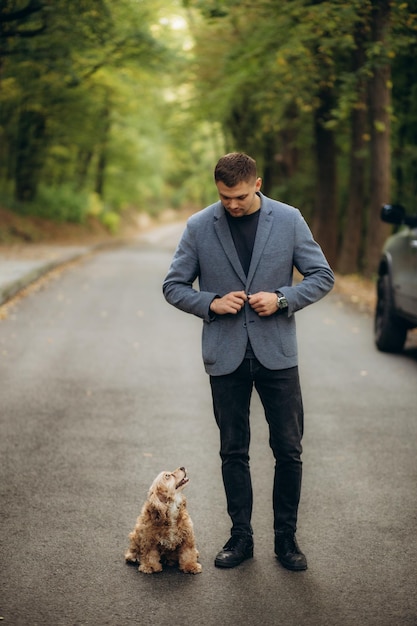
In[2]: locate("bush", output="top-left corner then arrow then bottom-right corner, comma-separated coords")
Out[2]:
100,210 -> 120,234
30,184 -> 89,223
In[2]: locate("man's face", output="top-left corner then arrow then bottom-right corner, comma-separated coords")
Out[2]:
216,178 -> 262,218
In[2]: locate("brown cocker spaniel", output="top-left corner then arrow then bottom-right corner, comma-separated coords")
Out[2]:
125,467 -> 202,574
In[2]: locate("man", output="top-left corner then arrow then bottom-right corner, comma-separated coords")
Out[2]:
163,152 -> 334,570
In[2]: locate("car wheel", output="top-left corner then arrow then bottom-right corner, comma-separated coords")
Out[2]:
374,274 -> 407,352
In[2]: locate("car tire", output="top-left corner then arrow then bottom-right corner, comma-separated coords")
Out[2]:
374,274 -> 407,352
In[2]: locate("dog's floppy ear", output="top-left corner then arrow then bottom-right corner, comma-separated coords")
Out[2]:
147,472 -> 173,511
148,486 -> 169,508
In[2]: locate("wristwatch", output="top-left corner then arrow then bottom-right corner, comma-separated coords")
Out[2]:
276,292 -> 288,310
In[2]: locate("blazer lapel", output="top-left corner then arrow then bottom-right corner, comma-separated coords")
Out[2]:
213,203 -> 247,284
246,200 -> 273,288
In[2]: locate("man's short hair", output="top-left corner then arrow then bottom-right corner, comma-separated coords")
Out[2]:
214,152 -> 257,187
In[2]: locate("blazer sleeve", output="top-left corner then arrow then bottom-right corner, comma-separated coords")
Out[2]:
162,219 -> 218,322
278,211 -> 335,315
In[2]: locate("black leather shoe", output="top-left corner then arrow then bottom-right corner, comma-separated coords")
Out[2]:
275,533 -> 307,571
214,534 -> 254,568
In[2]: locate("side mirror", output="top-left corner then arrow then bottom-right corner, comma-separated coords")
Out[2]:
380,204 -> 417,228
380,204 -> 406,225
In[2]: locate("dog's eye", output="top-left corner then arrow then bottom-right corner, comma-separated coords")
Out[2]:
164,473 -> 171,480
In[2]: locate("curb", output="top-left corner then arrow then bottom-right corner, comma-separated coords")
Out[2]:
0,239 -> 128,307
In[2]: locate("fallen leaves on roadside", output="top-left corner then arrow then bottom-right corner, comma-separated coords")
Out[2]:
0,256 -> 88,321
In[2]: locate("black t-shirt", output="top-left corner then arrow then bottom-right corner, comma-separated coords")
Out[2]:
226,208 -> 261,276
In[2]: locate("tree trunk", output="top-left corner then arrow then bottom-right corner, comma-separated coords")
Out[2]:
94,108 -> 110,197
261,134 -> 281,197
76,149 -> 93,190
338,30 -> 368,275
363,0 -> 392,277
14,108 -> 46,202
261,102 -> 299,196
312,89 -> 338,268
95,148 -> 107,198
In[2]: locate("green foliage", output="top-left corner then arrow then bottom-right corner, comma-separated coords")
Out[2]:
28,184 -> 89,223
182,0 -> 417,271
0,182 -> 89,223
1,0 -> 417,275
0,0 -> 195,214
391,48 -> 417,209
100,210 -> 120,234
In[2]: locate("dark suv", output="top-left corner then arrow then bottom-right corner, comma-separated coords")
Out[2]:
374,204 -> 417,352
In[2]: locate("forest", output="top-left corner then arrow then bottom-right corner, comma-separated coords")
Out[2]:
1,0 -> 417,276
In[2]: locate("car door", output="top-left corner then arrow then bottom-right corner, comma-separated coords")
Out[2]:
392,226 -> 417,319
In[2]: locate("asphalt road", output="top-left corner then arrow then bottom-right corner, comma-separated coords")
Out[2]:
1,225 -> 416,626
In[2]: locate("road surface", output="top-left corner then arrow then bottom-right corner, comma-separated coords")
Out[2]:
1,224 -> 416,625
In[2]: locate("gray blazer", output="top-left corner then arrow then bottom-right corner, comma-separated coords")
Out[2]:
163,193 -> 334,375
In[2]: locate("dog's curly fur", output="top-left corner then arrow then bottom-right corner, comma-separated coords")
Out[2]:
125,467 -> 202,574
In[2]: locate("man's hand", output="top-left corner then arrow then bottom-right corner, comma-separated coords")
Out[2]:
247,292 -> 278,317
210,290 -> 247,315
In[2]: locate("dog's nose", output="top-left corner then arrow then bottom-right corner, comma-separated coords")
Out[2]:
180,466 -> 185,473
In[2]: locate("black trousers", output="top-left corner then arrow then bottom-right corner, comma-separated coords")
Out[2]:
210,359 -> 304,536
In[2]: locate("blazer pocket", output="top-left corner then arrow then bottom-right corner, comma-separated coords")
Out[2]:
276,317 -> 297,357
202,319 -> 220,364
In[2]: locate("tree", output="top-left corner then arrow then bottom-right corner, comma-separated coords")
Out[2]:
389,1 -> 417,212
184,0 -> 358,266
0,0 -> 173,209
183,0 -> 417,275
337,16 -> 369,274
363,0 -> 392,277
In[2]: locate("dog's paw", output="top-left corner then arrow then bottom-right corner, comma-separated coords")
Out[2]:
181,562 -> 202,574
139,562 -> 163,574
125,551 -> 138,564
